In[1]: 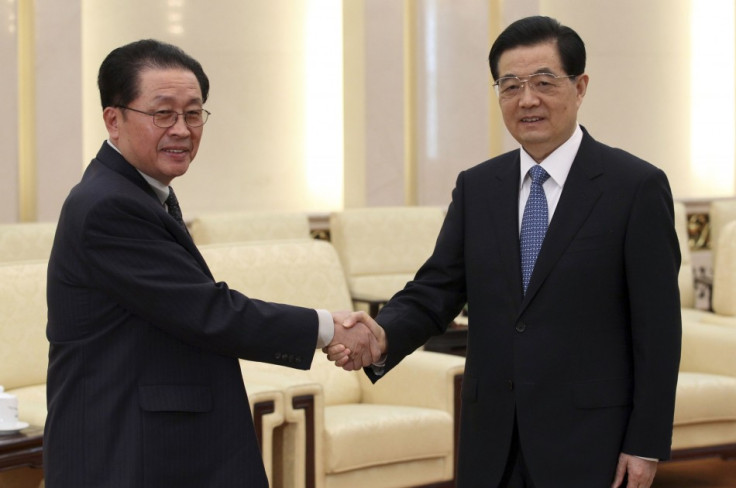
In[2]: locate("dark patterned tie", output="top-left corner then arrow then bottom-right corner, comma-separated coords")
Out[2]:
165,187 -> 186,227
520,165 -> 550,295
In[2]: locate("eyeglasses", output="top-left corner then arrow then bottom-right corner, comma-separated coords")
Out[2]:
492,73 -> 578,100
118,106 -> 211,128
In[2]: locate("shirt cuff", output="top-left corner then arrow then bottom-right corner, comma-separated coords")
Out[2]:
370,354 -> 387,375
633,455 -> 658,462
315,309 -> 334,348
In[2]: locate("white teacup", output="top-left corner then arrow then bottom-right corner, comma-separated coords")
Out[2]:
0,386 -> 19,429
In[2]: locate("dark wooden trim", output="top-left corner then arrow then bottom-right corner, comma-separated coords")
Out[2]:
252,400 -> 275,449
0,426 -> 43,471
351,294 -> 388,318
292,395 -> 316,488
670,443 -> 736,462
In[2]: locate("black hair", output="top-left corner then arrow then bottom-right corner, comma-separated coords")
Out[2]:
489,16 -> 586,80
97,39 -> 209,109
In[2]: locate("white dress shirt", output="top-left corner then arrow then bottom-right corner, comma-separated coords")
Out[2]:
518,125 -> 583,232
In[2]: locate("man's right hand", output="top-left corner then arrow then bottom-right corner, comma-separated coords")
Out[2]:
324,311 -> 387,371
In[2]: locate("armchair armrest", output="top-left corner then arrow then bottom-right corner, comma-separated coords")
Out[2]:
240,381 -> 285,486
358,350 -> 465,411
241,362 -> 325,488
680,321 -> 736,377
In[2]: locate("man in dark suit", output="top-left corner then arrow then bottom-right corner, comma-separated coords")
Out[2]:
326,16 -> 681,488
45,39 -> 379,487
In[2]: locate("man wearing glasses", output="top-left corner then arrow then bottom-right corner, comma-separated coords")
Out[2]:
327,16 -> 681,488
45,40 -> 380,487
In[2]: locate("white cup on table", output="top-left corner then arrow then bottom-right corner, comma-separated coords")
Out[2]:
0,386 -> 19,429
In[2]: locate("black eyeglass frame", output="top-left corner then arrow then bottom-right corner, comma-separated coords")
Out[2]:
117,105 -> 211,128
492,73 -> 579,99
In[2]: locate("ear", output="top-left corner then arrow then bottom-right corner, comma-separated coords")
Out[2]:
575,74 -> 589,106
103,107 -> 120,141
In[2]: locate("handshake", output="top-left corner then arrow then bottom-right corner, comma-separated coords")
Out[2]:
324,311 -> 387,371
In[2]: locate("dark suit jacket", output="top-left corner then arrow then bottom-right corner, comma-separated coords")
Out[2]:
370,129 -> 682,488
45,142 -> 319,487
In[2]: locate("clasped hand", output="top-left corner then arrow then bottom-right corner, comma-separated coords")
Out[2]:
324,311 -> 387,371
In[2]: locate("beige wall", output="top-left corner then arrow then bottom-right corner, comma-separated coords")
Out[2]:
1,0 -> 734,223
82,0 -> 327,216
0,1 -> 19,222
540,0 -> 694,198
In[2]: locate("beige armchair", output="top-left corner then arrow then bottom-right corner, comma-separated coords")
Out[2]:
0,260 -> 49,427
0,222 -> 56,263
669,202 -> 736,459
672,321 -> 736,459
685,220 -> 736,327
707,198 -> 736,263
0,259 -> 285,486
329,206 -> 445,315
188,210 -> 311,245
244,382 -> 287,486
200,239 -> 465,488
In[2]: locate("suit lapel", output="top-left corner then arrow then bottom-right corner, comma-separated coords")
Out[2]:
94,142 -> 213,279
521,132 -> 604,308
485,152 -> 524,306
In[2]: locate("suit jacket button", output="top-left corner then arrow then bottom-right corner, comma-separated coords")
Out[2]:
515,322 -> 526,333
508,380 -> 514,391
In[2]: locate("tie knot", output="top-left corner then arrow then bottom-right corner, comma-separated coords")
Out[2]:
528,165 -> 549,186
165,187 -> 179,208
165,187 -> 185,227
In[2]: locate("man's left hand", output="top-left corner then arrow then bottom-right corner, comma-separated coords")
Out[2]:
611,453 -> 657,488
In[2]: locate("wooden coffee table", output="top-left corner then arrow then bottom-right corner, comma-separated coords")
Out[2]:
0,425 -> 43,471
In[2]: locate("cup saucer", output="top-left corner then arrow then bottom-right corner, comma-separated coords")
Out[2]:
0,421 -> 30,435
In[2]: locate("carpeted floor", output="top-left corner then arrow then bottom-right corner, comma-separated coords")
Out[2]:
653,457 -> 736,487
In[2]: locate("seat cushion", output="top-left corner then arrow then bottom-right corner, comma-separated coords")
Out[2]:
680,307 -> 711,325
189,211 -> 310,245
0,261 -> 48,390
674,372 -> 736,425
697,313 -> 736,327
330,207 -> 445,278
323,404 -> 452,474
672,373 -> 736,450
0,222 -> 56,262
9,384 -> 47,427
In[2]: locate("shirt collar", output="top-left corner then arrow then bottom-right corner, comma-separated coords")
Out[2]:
106,139 -> 170,205
519,124 -> 583,189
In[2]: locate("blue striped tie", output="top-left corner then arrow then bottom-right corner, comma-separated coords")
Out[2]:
520,165 -> 550,295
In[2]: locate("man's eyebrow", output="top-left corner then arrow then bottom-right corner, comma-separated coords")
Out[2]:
498,67 -> 558,78
150,95 -> 203,105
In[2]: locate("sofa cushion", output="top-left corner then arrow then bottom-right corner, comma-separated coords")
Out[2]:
697,313 -> 736,327
330,207 -> 444,278
0,261 -> 48,390
189,211 -> 310,245
8,384 -> 46,427
712,221 -> 736,316
323,404 -> 452,474
0,222 -> 56,263
674,372 -> 736,426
